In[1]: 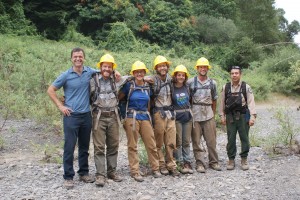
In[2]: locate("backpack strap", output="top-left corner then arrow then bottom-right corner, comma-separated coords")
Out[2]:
192,76 -> 197,96
90,72 -> 101,105
152,75 -> 173,100
224,82 -> 231,103
241,81 -> 247,107
126,79 -> 152,131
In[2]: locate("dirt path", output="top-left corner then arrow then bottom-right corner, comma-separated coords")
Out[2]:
0,96 -> 299,199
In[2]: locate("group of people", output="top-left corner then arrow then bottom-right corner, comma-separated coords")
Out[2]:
47,47 -> 257,189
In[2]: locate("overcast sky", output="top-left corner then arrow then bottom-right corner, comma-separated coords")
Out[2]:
275,0 -> 300,45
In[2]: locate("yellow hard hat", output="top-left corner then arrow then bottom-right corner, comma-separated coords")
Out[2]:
153,55 -> 171,70
171,64 -> 190,77
96,54 -> 117,69
194,57 -> 211,69
130,61 -> 149,75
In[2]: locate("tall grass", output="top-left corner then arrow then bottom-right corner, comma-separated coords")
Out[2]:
0,34 -> 229,129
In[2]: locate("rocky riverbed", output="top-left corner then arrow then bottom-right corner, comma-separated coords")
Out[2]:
0,97 -> 299,200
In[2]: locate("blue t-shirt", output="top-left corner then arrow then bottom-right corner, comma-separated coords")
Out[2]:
172,85 -> 192,123
52,66 -> 98,114
121,82 -> 151,120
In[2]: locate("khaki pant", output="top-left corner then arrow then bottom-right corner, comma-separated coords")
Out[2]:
153,112 -> 177,170
123,118 -> 159,176
92,112 -> 119,177
191,118 -> 219,166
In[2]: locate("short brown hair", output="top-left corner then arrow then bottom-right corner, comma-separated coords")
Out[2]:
71,47 -> 85,58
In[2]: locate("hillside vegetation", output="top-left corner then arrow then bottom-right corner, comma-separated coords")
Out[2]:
1,0 -> 300,129
0,34 -> 299,129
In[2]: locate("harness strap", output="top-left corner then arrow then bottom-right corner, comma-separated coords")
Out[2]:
94,109 -> 102,131
174,108 -> 195,128
192,102 -> 212,106
127,109 -> 152,132
93,107 -> 120,131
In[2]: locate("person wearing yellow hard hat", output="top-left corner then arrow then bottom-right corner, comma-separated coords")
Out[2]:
171,65 -> 194,174
187,57 -> 221,173
119,61 -> 162,182
48,47 -> 99,189
90,53 -> 128,187
149,55 -> 180,177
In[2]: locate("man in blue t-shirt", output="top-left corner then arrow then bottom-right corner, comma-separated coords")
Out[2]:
47,47 -> 97,189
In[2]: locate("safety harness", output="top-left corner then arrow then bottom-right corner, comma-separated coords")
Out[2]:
191,76 -> 215,106
152,75 -> 175,120
123,79 -> 152,132
224,81 -> 249,122
90,72 -> 122,130
172,84 -> 195,127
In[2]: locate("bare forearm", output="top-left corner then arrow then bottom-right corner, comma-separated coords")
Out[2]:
47,85 -> 63,108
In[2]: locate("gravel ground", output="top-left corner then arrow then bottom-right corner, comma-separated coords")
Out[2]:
0,97 -> 300,200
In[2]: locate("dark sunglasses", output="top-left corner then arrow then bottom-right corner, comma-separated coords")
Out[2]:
231,66 -> 241,70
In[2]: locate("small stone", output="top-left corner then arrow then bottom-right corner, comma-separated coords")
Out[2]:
139,195 -> 152,200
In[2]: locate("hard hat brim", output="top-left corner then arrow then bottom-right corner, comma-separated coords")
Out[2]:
153,61 -> 171,70
97,62 -> 117,69
130,68 -> 149,75
194,65 -> 211,70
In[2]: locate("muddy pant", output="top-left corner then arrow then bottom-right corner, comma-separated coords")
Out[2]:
226,113 -> 250,159
153,112 -> 177,170
124,118 -> 159,176
92,112 -> 119,177
192,118 -> 219,166
174,120 -> 192,164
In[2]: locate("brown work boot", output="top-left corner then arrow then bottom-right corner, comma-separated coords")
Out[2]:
152,170 -> 162,178
63,179 -> 74,190
209,163 -> 222,171
132,174 -> 144,182
95,175 -> 105,187
169,168 -> 180,177
226,159 -> 235,170
241,158 -> 249,171
184,163 -> 194,174
178,163 -> 189,174
79,175 -> 95,183
196,164 -> 206,173
160,167 -> 169,175
107,172 -> 123,182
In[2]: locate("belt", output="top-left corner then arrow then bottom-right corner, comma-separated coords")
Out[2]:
93,107 -> 121,131
193,102 -> 212,106
101,111 -> 115,117
126,109 -> 152,132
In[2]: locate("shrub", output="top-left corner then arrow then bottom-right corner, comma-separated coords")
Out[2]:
105,22 -> 138,52
61,21 -> 94,47
263,107 -> 300,154
195,14 -> 238,44
242,70 -> 272,101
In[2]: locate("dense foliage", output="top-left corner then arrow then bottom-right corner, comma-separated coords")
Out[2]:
0,0 -> 300,125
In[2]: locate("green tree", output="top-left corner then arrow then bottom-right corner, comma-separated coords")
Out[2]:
235,0 -> 280,44
75,0 -> 136,41
0,0 -> 36,35
191,0 -> 237,19
23,0 -> 77,40
276,8 -> 300,42
195,14 -> 238,44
